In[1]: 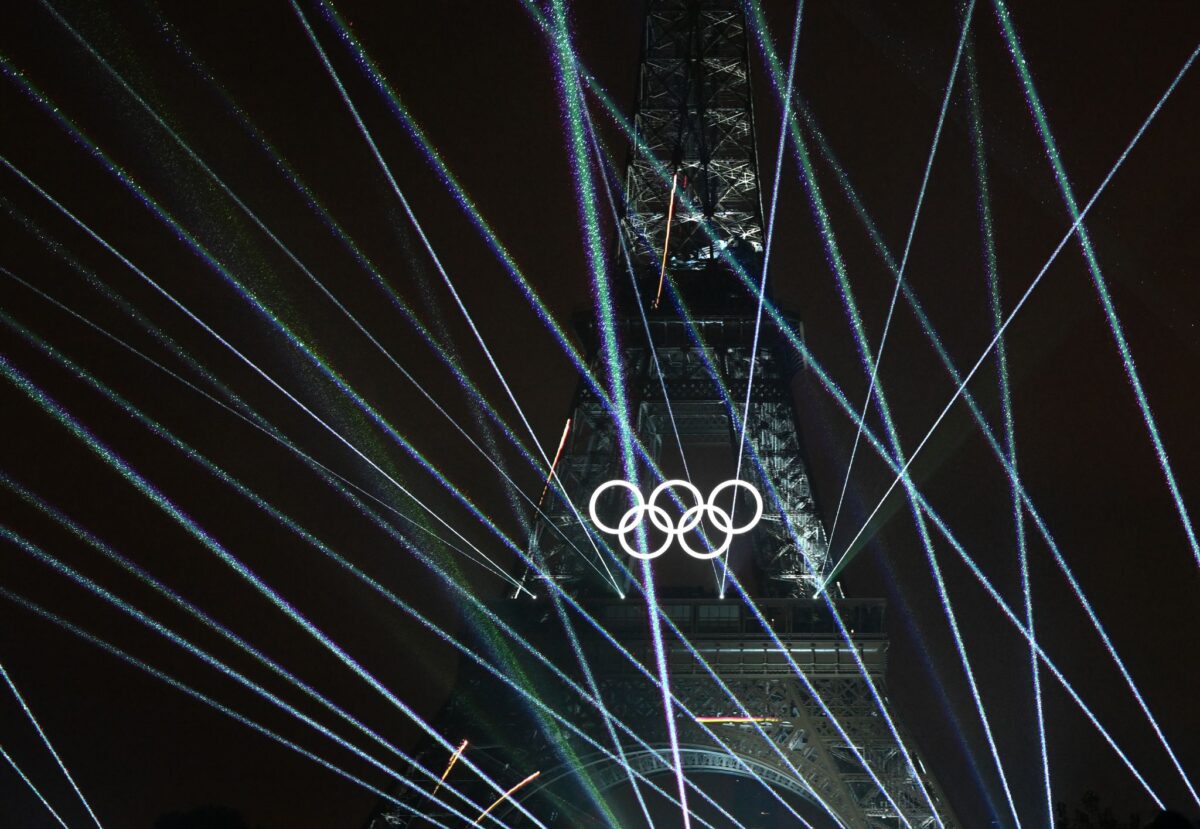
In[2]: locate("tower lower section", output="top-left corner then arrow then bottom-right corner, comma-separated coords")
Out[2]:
367,598 -> 958,828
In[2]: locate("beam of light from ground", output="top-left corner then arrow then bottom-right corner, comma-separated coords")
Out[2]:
824,0 -> 975,552
557,35 -> 933,826
992,0 -> 1200,578
30,0 -> 624,594
0,742 -> 70,829
32,0 -> 585,583
0,360 -> 548,829
803,42 -> 1200,801
1,244 -> 777,828
0,462 -> 493,824
88,8 -> 1060,825
800,91 -> 1190,814
544,4 -> 689,825
963,39 -> 1052,826
0,39 -> 560,601
0,657 -> 105,829
727,0 -> 805,600
314,0 -> 747,612
566,37 -> 1168,806
290,2 -> 624,599
993,3 -> 1200,803
760,304 -> 1169,805
825,41 -> 1200,589
0,262 -> 491,573
750,5 -> 1020,821
313,0 -> 692,504
473,772 -> 541,826
585,114 -> 719,597
144,0 -> 546,548
0,147 -> 530,599
0,526 -> 503,829
695,717 -> 781,724
493,15 -> 1148,827
0,313 -> 711,828
0,587 -> 450,828
1,238 -> 690,829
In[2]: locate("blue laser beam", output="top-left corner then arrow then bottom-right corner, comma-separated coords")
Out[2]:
0,262 -> 493,575
0,304 -> 736,826
727,0 -> 805,599
992,0 -> 1200,582
0,357 -> 547,829
0,144 -> 529,597
826,41 -> 1200,588
0,658 -> 105,828
963,37 -> 1052,825
543,4 -> 690,823
538,17 -> 942,818
0,587 -> 449,827
289,0 -> 624,598
802,87 -> 1187,816
30,0 -> 616,592
61,290 -> 805,827
0,741 -> 70,829
0,526 -> 495,829
825,0 -> 976,553
799,41 -> 1200,801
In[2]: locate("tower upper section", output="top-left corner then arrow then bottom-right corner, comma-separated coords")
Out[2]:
621,0 -> 767,314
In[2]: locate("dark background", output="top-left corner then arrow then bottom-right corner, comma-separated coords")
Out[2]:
1,1 -> 1198,826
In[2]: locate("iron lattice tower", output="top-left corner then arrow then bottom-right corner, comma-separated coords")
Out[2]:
369,2 -> 959,826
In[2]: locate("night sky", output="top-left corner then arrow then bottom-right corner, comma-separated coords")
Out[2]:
1,1 -> 1198,827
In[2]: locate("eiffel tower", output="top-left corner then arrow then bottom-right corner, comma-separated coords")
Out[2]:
369,1 -> 959,826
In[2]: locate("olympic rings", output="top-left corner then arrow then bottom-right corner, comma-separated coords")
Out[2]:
588,479 -> 763,560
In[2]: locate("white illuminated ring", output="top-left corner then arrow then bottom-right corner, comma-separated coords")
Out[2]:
588,479 -> 763,560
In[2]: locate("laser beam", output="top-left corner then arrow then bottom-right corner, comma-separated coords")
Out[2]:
0,658 -> 105,829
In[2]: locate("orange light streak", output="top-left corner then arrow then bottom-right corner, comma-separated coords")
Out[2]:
430,739 -> 468,797
472,770 -> 541,825
536,418 -> 572,507
696,716 -> 781,724
652,171 -> 680,310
